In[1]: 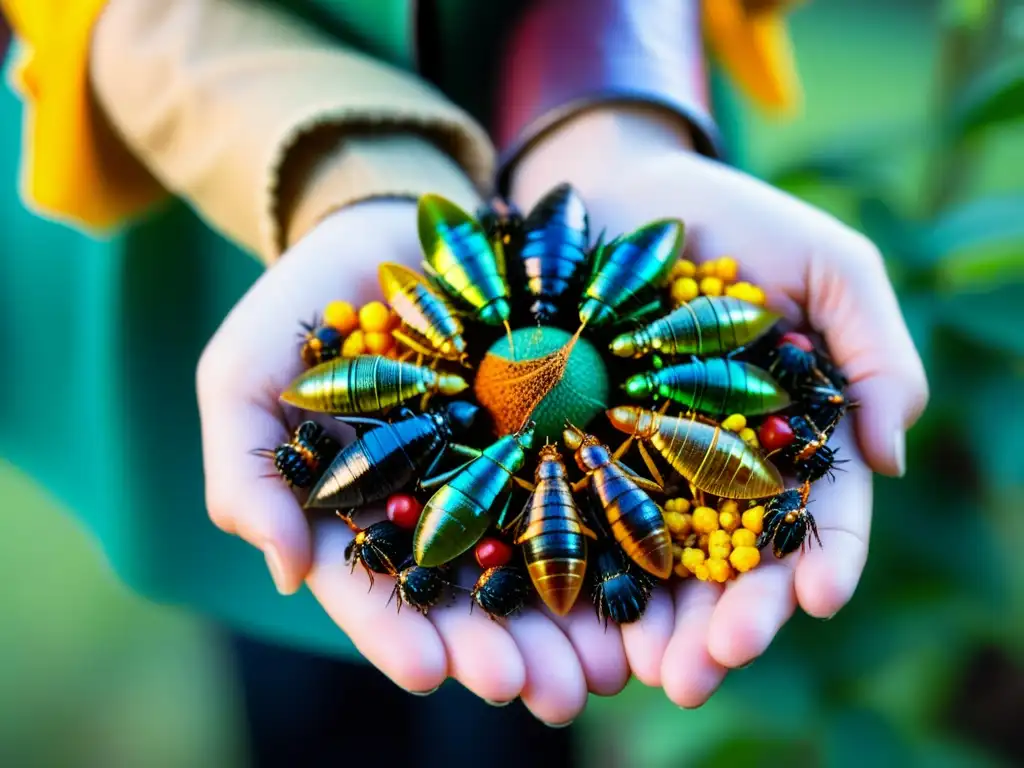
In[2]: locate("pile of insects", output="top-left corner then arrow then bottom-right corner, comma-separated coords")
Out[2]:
260,184 -> 853,625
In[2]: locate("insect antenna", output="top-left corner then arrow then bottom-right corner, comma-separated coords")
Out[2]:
504,320 -> 516,362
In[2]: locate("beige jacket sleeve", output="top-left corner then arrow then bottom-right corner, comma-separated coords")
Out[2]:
89,0 -> 496,264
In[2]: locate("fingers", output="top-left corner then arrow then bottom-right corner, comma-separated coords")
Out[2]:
803,229 -> 929,476
544,604 -> 631,697
661,581 -> 727,708
795,419 -> 873,618
427,584 -> 526,704
304,518 -> 448,694
620,586 -> 675,687
198,396 -> 313,594
707,555 -> 797,669
505,610 -> 589,727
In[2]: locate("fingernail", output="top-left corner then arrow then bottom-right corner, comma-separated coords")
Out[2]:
893,430 -> 906,477
544,720 -> 574,729
484,699 -> 512,707
264,546 -> 290,595
408,685 -> 442,697
821,612 -> 838,621
738,660 -> 755,670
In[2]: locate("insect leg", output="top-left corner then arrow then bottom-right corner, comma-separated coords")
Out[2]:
616,460 -> 664,494
570,477 -> 590,494
611,299 -> 665,329
388,582 -> 403,614
636,441 -> 665,489
418,459 -> 474,490
611,436 -> 635,462
514,477 -> 536,492
421,445 -> 450,481
448,443 -> 483,460
497,491 -> 523,532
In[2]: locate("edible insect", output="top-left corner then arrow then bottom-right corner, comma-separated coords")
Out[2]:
590,540 -> 654,626
414,421 -> 536,567
606,405 -> 785,500
279,355 -> 468,415
378,263 -> 469,365
418,194 -> 512,326
304,401 -> 480,511
767,338 -> 818,391
390,558 -> 450,614
514,443 -> 597,616
517,183 -> 590,322
298,318 -> 344,368
338,516 -> 412,587
758,482 -> 820,558
579,219 -> 684,327
253,420 -> 340,489
609,296 -> 780,359
471,564 -> 531,619
562,424 -> 673,580
784,414 -> 844,483
621,357 -> 791,417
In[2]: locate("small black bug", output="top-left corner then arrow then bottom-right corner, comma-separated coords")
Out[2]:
768,341 -> 817,391
253,421 -> 340,489
390,558 -> 450,615
471,565 -> 531,620
757,482 -> 821,558
338,515 -> 412,588
785,414 -> 846,483
590,542 -> 653,627
298,316 -> 344,368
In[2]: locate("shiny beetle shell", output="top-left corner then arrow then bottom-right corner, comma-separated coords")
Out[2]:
606,406 -> 785,500
392,559 -> 449,614
342,518 -> 412,586
562,426 -> 674,580
518,183 -> 590,322
757,484 -> 820,558
471,565 -> 531,619
279,355 -> 468,415
378,262 -> 468,364
579,219 -> 684,327
418,194 -> 511,326
305,401 -> 480,510
591,543 -> 653,626
515,444 -> 597,616
622,358 -> 791,417
414,422 -> 536,567
609,296 -> 780,359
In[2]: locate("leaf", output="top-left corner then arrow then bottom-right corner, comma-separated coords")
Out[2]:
950,56 -> 1024,140
936,283 -> 1024,356
921,196 -> 1024,285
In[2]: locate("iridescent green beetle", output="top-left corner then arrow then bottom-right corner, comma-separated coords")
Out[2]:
621,358 -> 791,417
417,194 -> 512,327
413,421 -> 536,567
578,219 -> 685,327
609,295 -> 780,359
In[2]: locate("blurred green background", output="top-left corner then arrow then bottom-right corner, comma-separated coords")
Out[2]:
2,0 -> 1022,766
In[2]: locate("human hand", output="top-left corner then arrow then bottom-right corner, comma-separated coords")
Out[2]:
195,199 -> 630,724
509,106 -> 929,707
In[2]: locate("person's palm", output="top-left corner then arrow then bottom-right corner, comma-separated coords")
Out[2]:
511,137 -> 928,707
196,200 -> 635,725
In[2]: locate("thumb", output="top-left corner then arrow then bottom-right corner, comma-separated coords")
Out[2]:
804,229 -> 929,477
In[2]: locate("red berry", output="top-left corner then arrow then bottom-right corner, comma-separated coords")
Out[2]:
475,537 -> 513,569
779,331 -> 814,353
385,494 -> 423,530
759,415 -> 796,452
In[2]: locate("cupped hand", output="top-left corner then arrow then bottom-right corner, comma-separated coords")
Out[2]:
195,200 -> 629,725
510,108 -> 929,707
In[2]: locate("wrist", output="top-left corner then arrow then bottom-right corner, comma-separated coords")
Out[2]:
509,104 -> 697,211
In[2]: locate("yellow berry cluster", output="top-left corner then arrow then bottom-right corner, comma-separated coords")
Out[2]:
669,257 -> 767,308
664,496 -> 766,583
720,413 -> 761,451
322,300 -> 402,358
